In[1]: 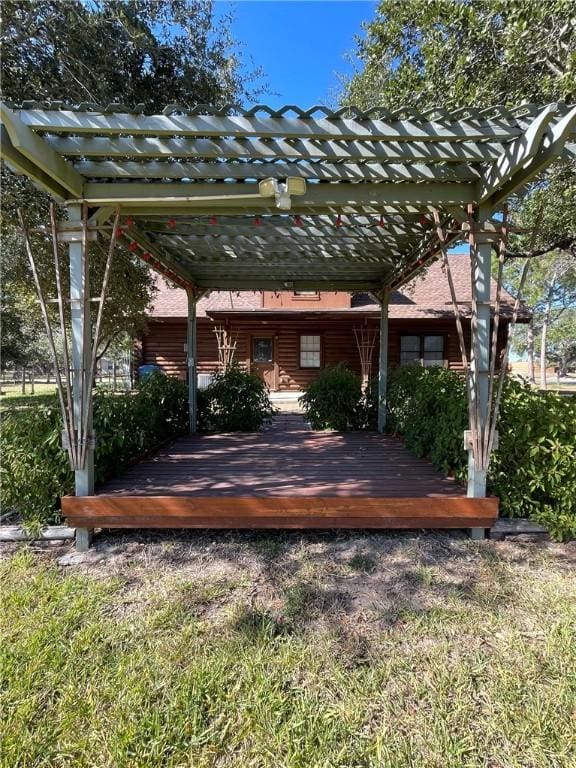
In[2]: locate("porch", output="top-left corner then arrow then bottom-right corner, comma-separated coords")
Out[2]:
62,417 -> 498,531
4,100 -> 573,549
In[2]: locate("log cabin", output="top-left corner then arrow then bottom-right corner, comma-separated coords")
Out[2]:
139,254 -> 525,391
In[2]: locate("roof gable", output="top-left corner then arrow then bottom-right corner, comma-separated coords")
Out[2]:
148,254 -> 523,320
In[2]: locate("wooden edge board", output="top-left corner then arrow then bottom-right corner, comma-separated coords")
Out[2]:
62,495 -> 498,529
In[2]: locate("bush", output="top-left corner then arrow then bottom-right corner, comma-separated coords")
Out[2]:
491,378 -> 576,541
387,366 -> 576,540
197,365 -> 274,432
0,373 -> 188,529
299,364 -> 368,430
0,402 -> 72,531
387,366 -> 468,478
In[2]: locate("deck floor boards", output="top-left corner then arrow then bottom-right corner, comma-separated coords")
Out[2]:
98,430 -> 465,499
63,420 -> 498,530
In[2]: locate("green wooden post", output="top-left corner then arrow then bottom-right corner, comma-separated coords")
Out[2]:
468,217 -> 492,540
69,204 -> 94,551
377,291 -> 389,433
187,290 -> 197,433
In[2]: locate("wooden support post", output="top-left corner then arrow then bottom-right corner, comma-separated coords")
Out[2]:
69,204 -> 94,549
377,291 -> 389,433
187,290 -> 197,433
468,221 -> 492,540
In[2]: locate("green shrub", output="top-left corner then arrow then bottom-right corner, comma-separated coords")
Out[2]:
0,402 -> 72,531
197,365 -> 274,432
491,378 -> 576,541
387,366 -> 468,479
0,373 -> 188,529
299,364 -> 367,430
387,366 -> 576,540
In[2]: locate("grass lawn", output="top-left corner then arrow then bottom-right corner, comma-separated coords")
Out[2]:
0,382 -> 58,397
1,531 -> 575,767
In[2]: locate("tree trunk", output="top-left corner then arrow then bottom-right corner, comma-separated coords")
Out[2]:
21,367 -> 26,395
540,320 -> 548,389
30,369 -> 35,394
112,360 -> 117,391
527,319 -> 535,383
540,280 -> 555,390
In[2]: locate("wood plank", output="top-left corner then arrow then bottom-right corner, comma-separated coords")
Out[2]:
63,495 -> 498,529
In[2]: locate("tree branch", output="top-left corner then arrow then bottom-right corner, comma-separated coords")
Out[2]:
503,237 -> 576,261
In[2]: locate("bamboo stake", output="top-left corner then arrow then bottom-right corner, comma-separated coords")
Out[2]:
467,205 -> 483,469
18,210 -> 77,470
484,206 -> 543,465
78,206 -> 121,469
482,207 -> 508,467
76,204 -> 90,464
432,209 -> 477,460
49,203 -> 78,468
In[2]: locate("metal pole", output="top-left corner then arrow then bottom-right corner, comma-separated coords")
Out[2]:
187,290 -> 197,433
69,204 -> 94,550
377,291 -> 389,433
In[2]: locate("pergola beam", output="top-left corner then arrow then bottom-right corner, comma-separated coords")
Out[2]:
79,181 -> 475,207
0,126 -> 70,201
48,134 -> 504,163
126,225 -> 199,286
73,159 -> 480,183
191,277 -> 389,290
478,104 -> 558,203
0,104 -> 84,197
18,108 -> 527,141
484,106 -> 576,206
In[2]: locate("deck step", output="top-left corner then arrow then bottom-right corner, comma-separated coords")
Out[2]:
62,495 -> 498,530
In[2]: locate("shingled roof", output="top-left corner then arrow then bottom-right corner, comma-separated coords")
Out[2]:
148,253 -> 525,320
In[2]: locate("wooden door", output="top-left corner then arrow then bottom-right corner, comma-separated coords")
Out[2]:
251,335 -> 277,390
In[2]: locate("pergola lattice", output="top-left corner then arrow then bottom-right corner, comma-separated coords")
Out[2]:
2,99 -> 575,547
3,101 -> 575,292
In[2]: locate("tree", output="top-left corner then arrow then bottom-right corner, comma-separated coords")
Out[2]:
342,0 -> 576,382
343,1 -> 575,110
503,253 -> 576,387
0,0 -> 256,361
546,311 -> 576,377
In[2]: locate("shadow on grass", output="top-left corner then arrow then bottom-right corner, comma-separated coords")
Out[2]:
80,527 -> 542,642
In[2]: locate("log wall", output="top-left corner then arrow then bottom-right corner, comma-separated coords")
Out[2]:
141,316 -> 509,390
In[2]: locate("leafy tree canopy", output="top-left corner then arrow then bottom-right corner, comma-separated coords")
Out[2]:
344,0 -> 575,110
342,0 -> 576,253
342,0 -> 576,379
0,0 -> 257,367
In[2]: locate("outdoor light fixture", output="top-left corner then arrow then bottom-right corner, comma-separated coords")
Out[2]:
258,177 -> 307,210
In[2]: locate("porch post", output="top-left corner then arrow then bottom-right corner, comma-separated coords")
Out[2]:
69,204 -> 94,551
187,289 -> 197,433
468,218 -> 492,540
377,290 -> 389,433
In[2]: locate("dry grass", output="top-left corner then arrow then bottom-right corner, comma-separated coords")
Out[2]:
1,530 -> 575,767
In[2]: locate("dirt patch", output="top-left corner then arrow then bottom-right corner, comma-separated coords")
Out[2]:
3,529 -> 575,635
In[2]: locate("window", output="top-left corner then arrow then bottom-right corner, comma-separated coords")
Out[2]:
400,335 -> 444,367
253,337 -> 273,363
300,335 -> 321,368
293,290 -> 320,300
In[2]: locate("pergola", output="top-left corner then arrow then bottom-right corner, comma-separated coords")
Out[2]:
2,100 -> 575,546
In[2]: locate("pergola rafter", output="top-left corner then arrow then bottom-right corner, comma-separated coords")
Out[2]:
2,98 -> 575,547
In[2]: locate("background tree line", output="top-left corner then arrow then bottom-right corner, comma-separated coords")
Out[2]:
342,0 -> 576,387
0,0 -> 258,377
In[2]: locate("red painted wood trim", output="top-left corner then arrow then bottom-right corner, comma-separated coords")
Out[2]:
62,495 -> 498,529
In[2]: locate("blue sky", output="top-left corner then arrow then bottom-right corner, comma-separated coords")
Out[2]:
213,1 -> 469,255
215,1 -> 378,108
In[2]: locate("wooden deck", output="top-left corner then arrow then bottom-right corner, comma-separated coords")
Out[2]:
62,417 -> 498,530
